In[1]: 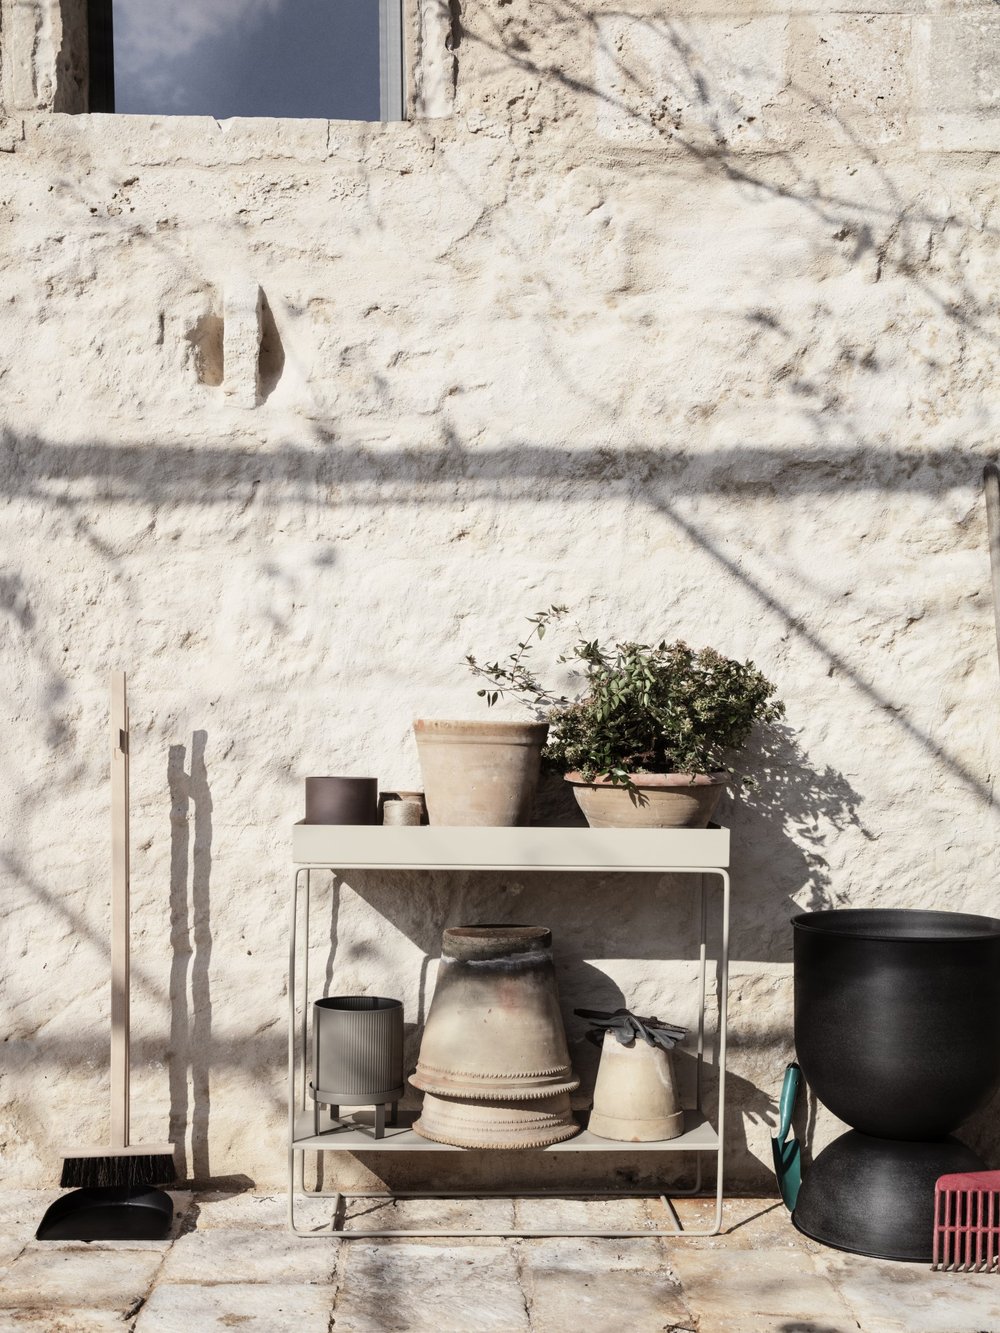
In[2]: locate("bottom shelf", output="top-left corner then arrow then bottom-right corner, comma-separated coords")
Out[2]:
292,1107 -> 718,1153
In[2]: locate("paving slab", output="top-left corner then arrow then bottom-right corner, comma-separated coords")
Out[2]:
0,1258 -> 25,1294
133,1282 -> 334,1333
334,1241 -> 529,1332
0,1310 -> 142,1332
0,1246 -> 163,1312
669,1195 -> 812,1250
0,1193 -> 60,1272
0,1193 -> 61,1244
3,1190 -> 993,1333
188,1190 -> 286,1229
194,1188 -> 515,1238
0,1239 -> 27,1278
815,1249 -> 1000,1333
682,1319 -> 857,1333
518,1236 -> 693,1332
340,1196 -> 517,1236
667,1247 -> 858,1333
155,1227 -> 336,1284
512,1195 -> 658,1234
219,1188 -> 349,1235
518,1235 -> 668,1272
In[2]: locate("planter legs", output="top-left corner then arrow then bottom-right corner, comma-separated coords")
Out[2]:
313,1100 -> 398,1140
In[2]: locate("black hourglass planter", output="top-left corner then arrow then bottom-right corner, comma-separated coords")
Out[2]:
792,908 -> 1000,1261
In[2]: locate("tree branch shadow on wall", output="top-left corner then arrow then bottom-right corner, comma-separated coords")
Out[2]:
722,721 -> 872,961
460,2 -> 1000,348
2,432 -> 994,824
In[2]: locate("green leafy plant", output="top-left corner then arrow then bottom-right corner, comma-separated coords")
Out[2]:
466,611 -> 784,785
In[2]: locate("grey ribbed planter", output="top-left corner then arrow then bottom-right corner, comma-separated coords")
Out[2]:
312,996 -> 404,1139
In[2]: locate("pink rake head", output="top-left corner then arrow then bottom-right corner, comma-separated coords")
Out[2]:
933,1171 -> 1000,1272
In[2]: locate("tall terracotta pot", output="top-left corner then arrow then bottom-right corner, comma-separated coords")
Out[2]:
414,719 -> 548,826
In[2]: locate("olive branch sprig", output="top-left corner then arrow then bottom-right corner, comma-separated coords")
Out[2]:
465,604 -> 570,710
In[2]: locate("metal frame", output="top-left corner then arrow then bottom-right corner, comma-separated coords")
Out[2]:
379,0 -> 406,121
87,0 -> 116,113
287,832 -> 730,1238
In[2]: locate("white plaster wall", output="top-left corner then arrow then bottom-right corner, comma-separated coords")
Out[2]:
2,0 -> 1000,1190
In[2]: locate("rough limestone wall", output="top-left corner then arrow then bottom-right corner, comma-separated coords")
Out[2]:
2,0 -> 1000,1191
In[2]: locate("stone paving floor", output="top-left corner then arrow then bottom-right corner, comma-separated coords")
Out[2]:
0,1190 -> 998,1332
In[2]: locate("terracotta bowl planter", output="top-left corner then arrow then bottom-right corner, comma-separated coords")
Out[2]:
414,719 -> 548,826
565,772 -> 727,829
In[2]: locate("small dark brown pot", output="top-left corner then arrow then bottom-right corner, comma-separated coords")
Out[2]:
304,776 -> 378,825
564,772 -> 727,829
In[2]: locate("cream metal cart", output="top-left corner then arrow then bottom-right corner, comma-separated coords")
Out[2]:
288,824 -> 731,1238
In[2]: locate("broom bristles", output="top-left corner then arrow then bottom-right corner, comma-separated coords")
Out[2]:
60,1153 -> 176,1189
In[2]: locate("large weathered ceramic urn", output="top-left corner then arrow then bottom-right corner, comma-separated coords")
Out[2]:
411,925 -> 580,1147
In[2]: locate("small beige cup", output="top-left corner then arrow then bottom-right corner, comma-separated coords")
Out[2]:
379,790 -> 426,826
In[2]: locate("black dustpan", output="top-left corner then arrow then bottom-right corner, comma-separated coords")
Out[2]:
36,1187 -> 173,1241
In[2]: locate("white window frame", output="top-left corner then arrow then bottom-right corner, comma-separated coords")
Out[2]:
379,0 -> 406,121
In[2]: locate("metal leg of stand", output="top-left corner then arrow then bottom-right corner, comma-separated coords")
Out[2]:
696,871 -> 707,1118
287,870 -> 305,1233
713,867 -> 730,1237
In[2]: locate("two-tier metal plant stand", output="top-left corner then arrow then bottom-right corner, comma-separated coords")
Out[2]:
288,824 -> 731,1237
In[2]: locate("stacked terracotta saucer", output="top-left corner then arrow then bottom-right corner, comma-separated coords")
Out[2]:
410,925 -> 580,1148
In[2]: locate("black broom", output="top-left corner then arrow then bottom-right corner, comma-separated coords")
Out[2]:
37,672 -> 176,1240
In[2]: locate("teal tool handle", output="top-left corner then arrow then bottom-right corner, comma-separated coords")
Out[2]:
777,1063 -> 801,1142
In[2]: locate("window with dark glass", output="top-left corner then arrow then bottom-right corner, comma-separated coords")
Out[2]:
88,0 -> 404,121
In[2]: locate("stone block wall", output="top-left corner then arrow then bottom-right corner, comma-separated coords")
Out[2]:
2,0 -> 1000,1191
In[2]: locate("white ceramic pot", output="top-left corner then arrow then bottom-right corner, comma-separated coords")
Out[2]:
587,1032 -> 684,1142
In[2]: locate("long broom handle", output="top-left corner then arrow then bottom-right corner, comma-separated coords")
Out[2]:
986,464 -> 1000,676
110,671 -> 130,1148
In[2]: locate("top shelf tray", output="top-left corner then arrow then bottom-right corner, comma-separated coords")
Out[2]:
292,823 -> 729,872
